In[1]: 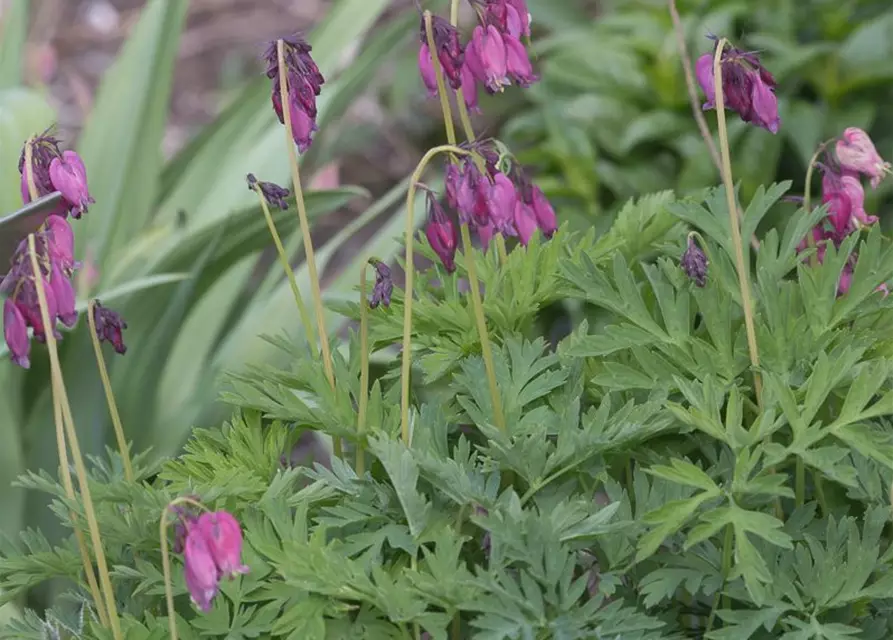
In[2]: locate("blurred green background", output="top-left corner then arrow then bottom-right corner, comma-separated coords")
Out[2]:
1,0 -> 892,613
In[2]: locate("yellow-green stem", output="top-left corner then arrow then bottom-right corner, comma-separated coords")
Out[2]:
251,184 -> 317,350
25,140 -> 109,628
401,144 -> 472,444
28,236 -> 122,640
160,497 -> 210,640
357,264 -> 370,475
276,40 -> 339,457
86,300 -> 133,483
460,223 -> 506,431
495,234 -> 508,266
53,397 -> 109,627
803,141 -> 833,269
425,11 -> 457,145
712,40 -> 762,407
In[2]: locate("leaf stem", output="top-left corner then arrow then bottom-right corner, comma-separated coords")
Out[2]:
712,39 -> 762,407
460,223 -> 506,432
86,300 -> 134,482
28,236 -> 122,640
251,183 -> 317,350
277,40 -> 339,457
401,144 -> 471,444
357,263 -> 371,475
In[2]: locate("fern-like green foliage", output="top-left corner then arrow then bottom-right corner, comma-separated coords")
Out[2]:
4,184 -> 893,638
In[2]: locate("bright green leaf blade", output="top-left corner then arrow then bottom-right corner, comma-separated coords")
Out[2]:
0,0 -> 28,88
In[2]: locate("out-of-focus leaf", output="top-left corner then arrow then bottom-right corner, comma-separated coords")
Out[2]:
76,0 -> 189,267
0,88 -> 55,215
0,362 -> 24,539
0,0 -> 28,88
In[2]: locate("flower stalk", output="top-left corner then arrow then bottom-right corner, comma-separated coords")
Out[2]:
712,39 -> 762,407
357,263 -> 371,475
250,180 -> 317,349
803,140 -> 833,269
28,235 -> 122,640
87,300 -> 134,482
276,39 -> 339,456
424,11 -> 457,147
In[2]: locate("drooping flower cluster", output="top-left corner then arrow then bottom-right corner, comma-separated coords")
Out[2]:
18,131 -> 94,218
172,506 -> 249,612
418,0 -> 536,114
2,134 -> 127,368
263,34 -> 325,153
798,127 -> 891,296
423,140 -> 556,271
695,38 -> 780,134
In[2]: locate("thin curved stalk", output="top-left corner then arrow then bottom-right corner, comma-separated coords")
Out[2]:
357,264 -> 370,474
803,140 -> 834,268
160,497 -> 210,640
713,39 -> 762,407
425,11 -> 456,146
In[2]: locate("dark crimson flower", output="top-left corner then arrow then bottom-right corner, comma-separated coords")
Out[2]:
835,127 -> 891,189
196,511 -> 250,579
424,191 -> 459,273
419,15 -> 464,91
368,260 -> 393,309
264,34 -> 324,153
696,41 -> 780,134
247,173 -> 290,210
92,300 -> 127,355
3,299 -> 29,369
681,236 -> 708,287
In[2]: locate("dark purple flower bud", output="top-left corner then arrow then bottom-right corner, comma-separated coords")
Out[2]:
469,25 -> 509,92
513,200 -> 538,246
92,300 -> 127,355
424,192 -> 459,273
247,173 -> 290,210
49,150 -> 93,218
486,172 -> 518,234
530,186 -> 556,238
18,131 -> 63,205
420,15 -> 464,91
196,511 -> 250,579
183,523 -> 220,612
418,43 -> 439,97
681,236 -> 708,287
265,34 -> 324,154
3,299 -> 30,369
504,35 -> 536,87
368,261 -> 393,309
50,263 -> 77,328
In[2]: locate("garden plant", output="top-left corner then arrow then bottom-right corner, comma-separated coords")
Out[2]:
3,0 -> 893,638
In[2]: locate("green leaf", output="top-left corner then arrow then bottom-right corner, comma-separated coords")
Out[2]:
368,437 -> 430,539
0,88 -> 55,216
636,493 -> 714,562
0,0 -> 28,87
77,0 -> 189,266
647,459 -> 720,494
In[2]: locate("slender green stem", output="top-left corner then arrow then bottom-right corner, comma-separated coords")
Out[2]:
460,223 -> 506,432
53,398 -> 109,627
28,237 -> 122,640
277,40 -> 339,457
357,264 -> 371,475
814,472 -> 828,517
425,11 -> 456,146
452,613 -> 461,640
803,140 -> 834,269
712,40 -> 762,408
495,234 -> 508,265
86,300 -> 134,483
401,145 -> 471,444
706,523 -> 734,632
251,184 -> 317,350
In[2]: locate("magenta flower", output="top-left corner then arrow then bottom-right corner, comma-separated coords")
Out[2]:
196,512 -> 250,579
835,127 -> 891,189
419,15 -> 464,91
696,41 -> 780,134
507,0 -> 532,36
504,35 -> 536,87
44,215 -> 76,271
418,43 -> 439,97
822,170 -> 877,235
468,26 -> 509,92
460,62 -> 480,112
486,172 -> 518,235
530,186 -> 557,238
425,192 -> 459,273
3,300 -> 30,369
183,524 -> 220,612
513,201 -> 538,246
50,263 -> 77,328
49,150 -> 94,218
264,34 -> 324,153
477,219 -> 496,249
